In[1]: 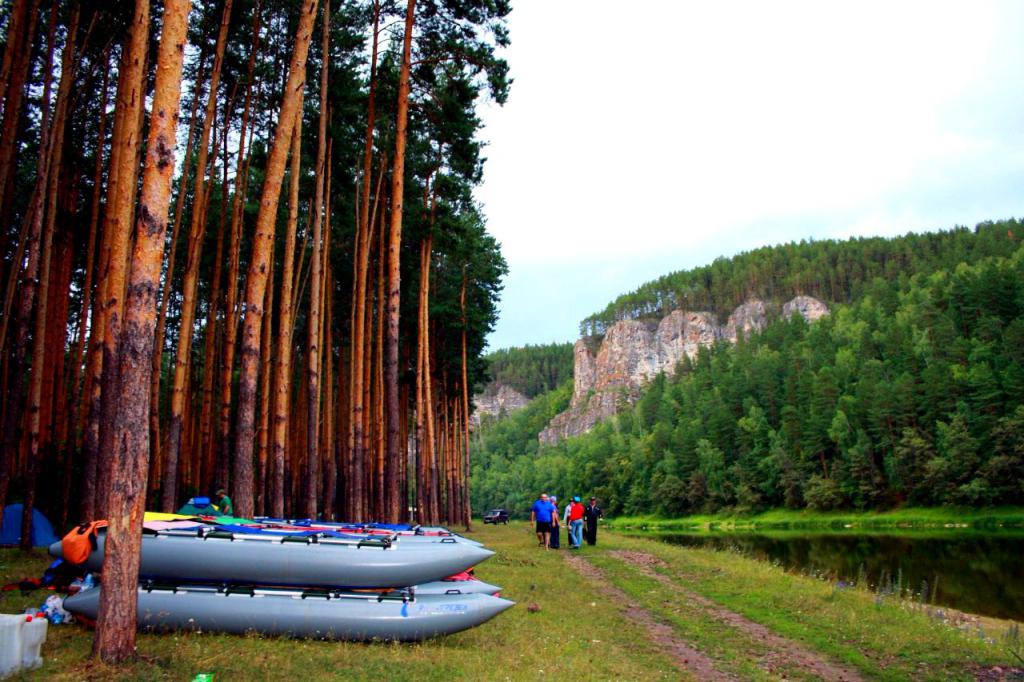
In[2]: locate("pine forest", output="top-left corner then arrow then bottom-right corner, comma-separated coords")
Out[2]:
0,0 -> 509,660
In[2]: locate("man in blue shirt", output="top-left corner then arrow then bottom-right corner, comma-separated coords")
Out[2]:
530,493 -> 557,549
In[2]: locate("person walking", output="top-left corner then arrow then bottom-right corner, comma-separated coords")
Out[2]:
583,497 -> 603,546
567,496 -> 585,549
549,496 -> 561,549
530,493 -> 556,548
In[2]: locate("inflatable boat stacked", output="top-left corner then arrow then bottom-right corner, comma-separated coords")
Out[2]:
52,505 -> 512,642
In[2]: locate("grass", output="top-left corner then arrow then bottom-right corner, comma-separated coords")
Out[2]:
0,524 -> 678,681
605,506 -> 1024,531
1,522 -> 1020,680
582,532 -> 1021,681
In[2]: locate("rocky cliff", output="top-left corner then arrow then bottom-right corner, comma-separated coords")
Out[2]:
470,383 -> 530,428
539,296 -> 829,444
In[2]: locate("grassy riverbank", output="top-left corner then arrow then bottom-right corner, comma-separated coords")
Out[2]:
604,506 -> 1024,531
1,523 -> 1020,680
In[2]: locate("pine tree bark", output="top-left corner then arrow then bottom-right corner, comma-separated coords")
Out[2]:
256,248 -> 275,515
271,120 -> 303,518
0,0 -> 41,227
460,276 -> 472,529
149,72 -> 202,489
350,0 -> 380,523
93,0 -> 190,663
93,0 -> 151,519
234,0 -> 319,519
162,0 -> 234,511
21,3 -> 80,548
304,0 -> 329,518
217,6 -> 261,510
385,0 -> 417,522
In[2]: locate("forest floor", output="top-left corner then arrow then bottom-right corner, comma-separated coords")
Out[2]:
605,506 -> 1024,531
1,522 -> 1022,680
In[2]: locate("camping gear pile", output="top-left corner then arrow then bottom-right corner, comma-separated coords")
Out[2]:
52,499 -> 512,642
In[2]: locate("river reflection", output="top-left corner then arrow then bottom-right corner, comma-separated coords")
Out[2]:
637,530 -> 1024,620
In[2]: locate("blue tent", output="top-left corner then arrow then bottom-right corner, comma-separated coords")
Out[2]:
0,504 -> 60,547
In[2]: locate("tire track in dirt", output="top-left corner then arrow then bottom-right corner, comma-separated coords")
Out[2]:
609,550 -> 865,682
564,553 -> 736,681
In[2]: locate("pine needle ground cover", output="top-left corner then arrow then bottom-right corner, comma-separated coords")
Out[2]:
1,523 -> 1019,680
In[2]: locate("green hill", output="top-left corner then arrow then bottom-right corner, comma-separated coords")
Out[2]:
473,220 -> 1024,517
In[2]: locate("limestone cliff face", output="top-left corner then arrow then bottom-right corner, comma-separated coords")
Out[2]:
539,296 -> 829,444
782,295 -> 830,322
571,339 -> 597,406
470,383 -> 530,428
723,300 -> 768,343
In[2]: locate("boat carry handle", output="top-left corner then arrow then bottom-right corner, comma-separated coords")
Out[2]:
439,537 -> 456,544
281,534 -> 319,545
300,589 -> 331,600
220,585 -> 255,597
141,580 -> 179,593
357,537 -> 392,549
203,530 -> 236,541
376,592 -> 410,603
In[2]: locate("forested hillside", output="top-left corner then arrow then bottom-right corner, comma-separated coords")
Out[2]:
580,222 -> 1021,336
473,222 -> 1024,517
479,342 -> 573,398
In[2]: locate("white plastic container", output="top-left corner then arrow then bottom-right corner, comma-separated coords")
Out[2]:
0,613 -> 47,677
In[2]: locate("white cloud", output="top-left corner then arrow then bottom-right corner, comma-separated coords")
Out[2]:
475,1 -> 1024,348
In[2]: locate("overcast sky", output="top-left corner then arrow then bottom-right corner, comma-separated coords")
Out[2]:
472,0 -> 1024,350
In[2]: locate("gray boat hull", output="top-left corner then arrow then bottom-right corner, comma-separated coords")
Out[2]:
49,532 -> 493,588
62,586 -> 514,641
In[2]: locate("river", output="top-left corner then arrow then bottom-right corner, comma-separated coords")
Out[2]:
631,529 -> 1024,620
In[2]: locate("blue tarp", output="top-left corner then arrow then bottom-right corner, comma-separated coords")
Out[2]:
0,504 -> 60,547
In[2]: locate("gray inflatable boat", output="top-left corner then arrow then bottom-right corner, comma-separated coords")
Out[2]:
62,585 -> 514,641
49,530 -> 494,589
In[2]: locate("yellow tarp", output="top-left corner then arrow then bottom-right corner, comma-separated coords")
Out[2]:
143,511 -> 196,521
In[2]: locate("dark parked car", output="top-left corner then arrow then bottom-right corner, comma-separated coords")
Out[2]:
483,509 -> 510,525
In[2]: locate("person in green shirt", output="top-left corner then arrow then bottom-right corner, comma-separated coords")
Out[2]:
215,489 -> 234,515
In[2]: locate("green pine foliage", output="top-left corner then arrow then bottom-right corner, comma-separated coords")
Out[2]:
480,342 -> 574,398
474,221 -> 1024,517
580,221 -> 1022,336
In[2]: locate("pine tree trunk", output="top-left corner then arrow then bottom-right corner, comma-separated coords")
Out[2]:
384,0 -> 416,524
149,73 -> 201,492
94,0 -> 151,519
234,0 -> 319,519
68,52 -> 110,455
217,6 -> 261,511
460,277 -> 472,529
21,3 -> 80,547
351,0 -> 380,524
256,239 -> 275,516
0,0 -> 40,227
199,160 -> 227,491
162,0 -> 234,512
375,215 -> 387,520
304,0 -> 329,518
271,118 -> 305,517
93,0 -> 189,662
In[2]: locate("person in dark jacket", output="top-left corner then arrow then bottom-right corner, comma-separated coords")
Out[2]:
583,497 -> 603,546
548,496 -> 561,549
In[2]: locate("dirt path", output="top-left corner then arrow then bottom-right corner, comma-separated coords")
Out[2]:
609,550 -> 865,682
564,553 -> 736,681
